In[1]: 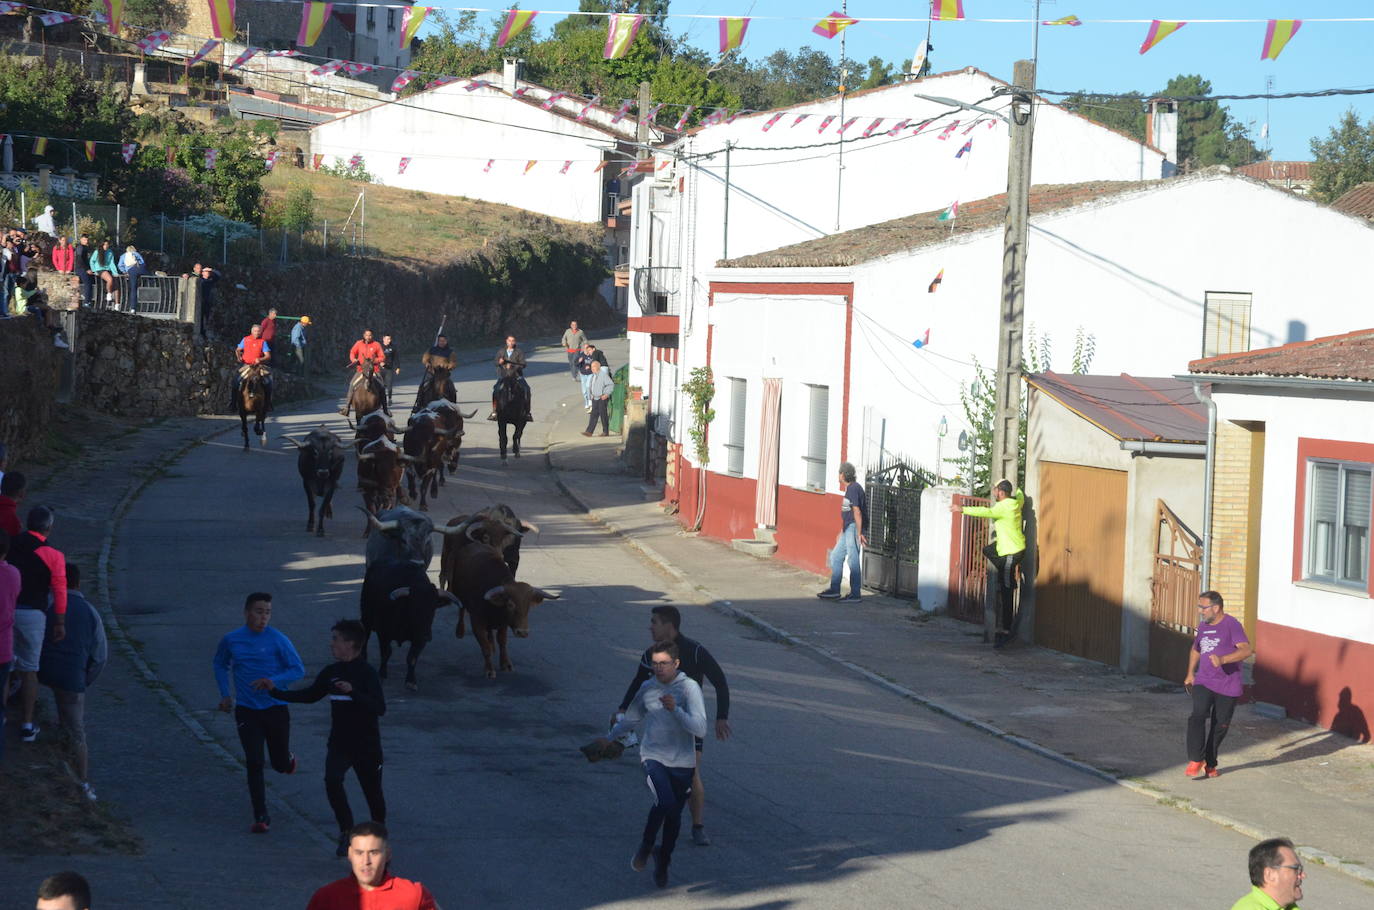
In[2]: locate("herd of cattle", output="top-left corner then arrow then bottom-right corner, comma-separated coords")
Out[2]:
277,397 -> 558,689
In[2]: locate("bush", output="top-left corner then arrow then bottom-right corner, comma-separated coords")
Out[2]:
283,187 -> 316,232
319,156 -> 375,183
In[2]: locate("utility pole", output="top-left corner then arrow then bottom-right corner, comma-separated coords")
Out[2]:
990,59 -> 1036,490
635,80 -> 651,160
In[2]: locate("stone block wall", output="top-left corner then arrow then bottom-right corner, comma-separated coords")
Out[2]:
0,317 -> 63,460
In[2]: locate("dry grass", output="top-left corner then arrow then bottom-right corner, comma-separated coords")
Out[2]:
261,168 -> 586,265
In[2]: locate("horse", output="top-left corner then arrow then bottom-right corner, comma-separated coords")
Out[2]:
412,361 -> 457,414
238,364 -> 271,450
342,356 -> 388,428
493,365 -> 529,463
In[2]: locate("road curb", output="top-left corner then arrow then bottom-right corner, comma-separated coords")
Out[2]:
546,458 -> 1374,889
96,405 -> 337,851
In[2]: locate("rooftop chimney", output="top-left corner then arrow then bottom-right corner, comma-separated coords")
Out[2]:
503,58 -> 525,94
1147,98 -> 1179,176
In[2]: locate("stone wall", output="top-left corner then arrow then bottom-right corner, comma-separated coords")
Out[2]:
0,317 -> 63,460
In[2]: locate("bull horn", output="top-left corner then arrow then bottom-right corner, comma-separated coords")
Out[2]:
433,522 -> 469,537
389,586 -> 411,601
399,454 -> 423,463
357,508 -> 400,533
521,521 -> 541,534
438,590 -> 459,605
358,453 -> 376,461
466,523 -> 484,543
461,409 -> 479,418
536,588 -> 561,600
279,435 -> 304,449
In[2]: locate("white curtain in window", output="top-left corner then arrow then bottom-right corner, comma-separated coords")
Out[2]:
754,378 -> 782,528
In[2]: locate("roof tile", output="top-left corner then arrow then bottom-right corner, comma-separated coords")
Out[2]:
1025,373 -> 1208,443
1188,328 -> 1374,382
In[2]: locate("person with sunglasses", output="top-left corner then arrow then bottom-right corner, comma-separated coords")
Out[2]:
1183,590 -> 1253,779
1230,837 -> 1304,909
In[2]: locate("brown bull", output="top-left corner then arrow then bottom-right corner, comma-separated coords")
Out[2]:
357,436 -> 407,533
443,537 -> 559,679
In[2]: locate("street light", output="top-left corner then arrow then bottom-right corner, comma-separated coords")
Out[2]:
936,415 -> 948,483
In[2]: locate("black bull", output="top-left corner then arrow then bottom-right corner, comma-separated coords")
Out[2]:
360,558 -> 456,691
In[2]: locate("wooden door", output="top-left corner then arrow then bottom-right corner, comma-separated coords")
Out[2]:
1035,462 -> 1128,666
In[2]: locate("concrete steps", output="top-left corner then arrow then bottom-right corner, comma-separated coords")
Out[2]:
731,526 -> 778,558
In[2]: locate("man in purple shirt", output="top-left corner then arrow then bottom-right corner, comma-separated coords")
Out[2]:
1183,590 -> 1253,779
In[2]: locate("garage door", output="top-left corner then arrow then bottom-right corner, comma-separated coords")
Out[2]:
1036,462 -> 1127,666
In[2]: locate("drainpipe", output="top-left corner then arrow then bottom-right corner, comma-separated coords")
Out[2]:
1192,380 -> 1217,589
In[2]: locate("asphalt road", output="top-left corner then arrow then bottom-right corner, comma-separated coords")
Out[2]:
43,338 -> 1372,908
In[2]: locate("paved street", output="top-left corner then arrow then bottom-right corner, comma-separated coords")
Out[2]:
5,338 -> 1372,908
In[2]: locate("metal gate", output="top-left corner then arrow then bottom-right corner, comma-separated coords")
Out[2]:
949,494 -> 991,623
1148,499 -> 1202,681
862,458 -> 933,598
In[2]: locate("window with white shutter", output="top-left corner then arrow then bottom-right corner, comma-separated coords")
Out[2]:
803,384 -> 829,490
1202,292 -> 1252,358
1306,460 -> 1372,587
725,378 -> 746,476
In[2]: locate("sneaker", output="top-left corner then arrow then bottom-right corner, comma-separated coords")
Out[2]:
286,754 -> 297,775
1205,765 -> 1219,778
691,825 -> 711,847
838,593 -> 862,603
336,832 -> 349,857
652,847 -> 669,888
631,841 -> 653,871
20,724 -> 39,742
1184,761 -> 1204,777
487,411 -> 497,421
251,815 -> 271,834
81,782 -> 98,802
584,405 -> 592,411
816,590 -> 841,600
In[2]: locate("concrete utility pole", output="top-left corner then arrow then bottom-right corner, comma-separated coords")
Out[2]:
989,59 -> 1036,489
635,80 -> 651,160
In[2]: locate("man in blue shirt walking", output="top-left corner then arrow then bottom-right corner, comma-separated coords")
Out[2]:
213,592 -> 305,833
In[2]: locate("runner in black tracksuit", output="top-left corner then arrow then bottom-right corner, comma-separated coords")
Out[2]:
265,619 -> 386,856
616,606 -> 731,847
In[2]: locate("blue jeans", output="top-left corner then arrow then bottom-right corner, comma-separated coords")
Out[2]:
826,524 -> 862,596
579,372 -> 592,407
641,759 -> 694,861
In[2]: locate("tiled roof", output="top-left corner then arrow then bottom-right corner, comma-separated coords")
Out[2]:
1332,182 -> 1374,219
1025,373 -> 1208,444
717,180 -> 1162,268
1188,329 -> 1374,382
1235,160 -> 1312,181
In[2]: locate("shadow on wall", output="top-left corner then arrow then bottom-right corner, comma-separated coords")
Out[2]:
1286,320 -> 1308,344
1256,648 -> 1373,744
0,317 -> 64,460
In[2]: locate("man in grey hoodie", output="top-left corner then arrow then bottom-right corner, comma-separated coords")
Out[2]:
594,640 -> 707,889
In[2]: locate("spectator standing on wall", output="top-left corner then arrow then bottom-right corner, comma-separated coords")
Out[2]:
72,235 -> 94,308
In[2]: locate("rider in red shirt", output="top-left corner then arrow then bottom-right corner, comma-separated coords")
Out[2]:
233,324 -> 273,411
341,330 -> 387,416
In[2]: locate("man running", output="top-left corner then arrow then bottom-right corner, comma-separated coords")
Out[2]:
488,334 -> 533,422
261,619 -> 386,857
232,323 -> 273,413
8,506 -> 68,743
341,329 -> 387,416
615,605 -> 731,847
561,320 -> 587,379
213,592 -> 305,833
952,478 -> 1026,645
306,822 -> 437,910
595,640 -> 707,889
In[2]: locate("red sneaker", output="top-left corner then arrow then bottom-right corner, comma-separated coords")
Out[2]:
287,754 -> 297,775
1205,765 -> 1219,778
1184,761 -> 1205,777
251,816 -> 271,834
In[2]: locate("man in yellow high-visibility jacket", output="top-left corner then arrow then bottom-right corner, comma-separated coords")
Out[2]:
952,480 -> 1025,643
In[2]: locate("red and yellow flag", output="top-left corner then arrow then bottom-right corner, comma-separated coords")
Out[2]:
297,2 -> 332,46
603,13 -> 643,59
33,137 -> 48,156
812,11 -> 857,39
399,6 -> 428,49
84,140 -> 97,161
524,160 -> 537,175
1139,20 -> 1185,54
718,17 -> 749,54
930,0 -> 964,22
1261,19 -> 1302,60
496,9 -> 538,47
103,0 -> 125,33
205,0 -> 235,39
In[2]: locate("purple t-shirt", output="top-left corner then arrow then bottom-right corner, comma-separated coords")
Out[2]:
1193,613 -> 1248,697
0,561 -> 19,664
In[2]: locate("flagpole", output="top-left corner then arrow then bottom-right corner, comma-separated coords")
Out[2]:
1031,0 -> 1042,72
835,0 -> 847,232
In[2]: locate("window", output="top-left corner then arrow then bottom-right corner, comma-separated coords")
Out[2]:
366,6 -> 375,27
1202,291 -> 1252,357
387,9 -> 396,30
803,384 -> 829,490
725,378 -> 746,476
1307,460 -> 1372,587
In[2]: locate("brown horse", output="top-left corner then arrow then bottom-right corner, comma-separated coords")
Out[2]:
412,353 -> 458,414
238,364 -> 271,450
341,356 -> 388,427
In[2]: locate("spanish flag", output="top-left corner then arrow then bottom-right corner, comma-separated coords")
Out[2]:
399,5 -> 428,50
496,9 -> 538,48
33,137 -> 48,156
84,140 -> 97,161
524,160 -> 537,175
1139,20 -> 1185,54
206,0 -> 235,39
603,13 -> 643,59
812,12 -> 857,39
930,0 -> 964,22
1260,19 -> 1302,60
718,17 -> 749,54
297,2 -> 332,47
103,0 -> 124,33
928,269 -> 944,293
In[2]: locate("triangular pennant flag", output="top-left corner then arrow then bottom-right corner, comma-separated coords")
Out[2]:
791,114 -> 810,128
103,0 -> 124,33
342,62 -> 376,75
312,153 -> 323,170
962,120 -> 979,134
673,106 -> 695,130
604,13 -> 644,59
204,148 -> 219,170
913,329 -> 931,348
640,103 -> 663,124
837,117 -> 859,135
265,149 -> 279,171
593,161 -> 610,173
816,115 -> 836,133
496,9 -> 537,48
310,60 -> 344,77
348,154 -> 362,169
726,110 -> 750,124
33,137 -> 47,155
559,160 -> 572,174
861,118 -> 884,138
121,142 -> 137,163
524,160 -> 537,175
398,156 -> 411,174
297,2 -> 332,47
703,108 -> 728,126
718,17 -> 749,54
657,159 -> 672,171
887,119 -> 910,136
936,201 -> 958,221
425,75 -> 460,90
0,3 -> 24,13
186,38 -> 219,66
399,5 -> 428,49
1042,14 -> 1081,27
1139,20 -> 1185,54
938,120 -> 961,139
575,95 -> 600,122
930,0 -> 963,22
513,87 -> 531,97
392,70 -> 418,92
84,140 -> 97,161
264,49 -> 298,57
37,11 -> 76,25
206,0 -> 235,39
135,30 -> 170,53
611,99 -> 633,124
812,11 -> 857,39
1261,19 -> 1302,60
483,159 -> 494,173
955,139 -> 973,158
227,47 -> 258,70
540,91 -> 567,110
761,113 -> 785,132
928,269 -> 944,293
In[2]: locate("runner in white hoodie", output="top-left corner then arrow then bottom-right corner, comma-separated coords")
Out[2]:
595,640 -> 707,889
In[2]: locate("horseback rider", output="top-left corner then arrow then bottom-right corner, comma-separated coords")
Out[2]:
416,333 -> 456,402
340,329 -> 386,416
232,323 -> 272,412
489,334 -> 533,422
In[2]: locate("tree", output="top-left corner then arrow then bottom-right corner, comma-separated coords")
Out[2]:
1310,110 -> 1374,203
1060,91 -> 1147,142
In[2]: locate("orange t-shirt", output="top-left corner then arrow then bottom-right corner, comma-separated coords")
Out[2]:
307,874 -> 436,910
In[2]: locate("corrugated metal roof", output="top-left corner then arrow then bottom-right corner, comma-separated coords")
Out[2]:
1188,328 -> 1374,382
1025,372 -> 1209,443
1332,182 -> 1374,219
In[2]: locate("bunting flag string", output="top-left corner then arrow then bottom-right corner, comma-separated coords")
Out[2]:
816,114 -> 836,133
812,11 -> 857,39
640,103 -> 663,124
559,160 -> 572,174
927,269 -> 943,293
33,137 -> 47,155
913,328 -> 931,348
576,95 -> 600,121
186,38 -> 219,66
955,138 -> 972,157
1261,19 -> 1302,60
121,142 -> 137,163
718,16 -> 749,53
397,156 -> 411,173
540,91 -> 567,110
936,200 -> 958,221
592,161 -> 609,173
399,5 -> 428,49
227,47 -> 258,70
861,118 -> 884,138
673,106 -> 695,131
611,99 -> 634,124
392,70 -> 418,92
425,75 -> 460,90
483,159 -> 493,172
1043,14 -> 1081,27
265,49 -> 299,58
342,62 -> 375,75
84,140 -> 97,161
791,114 -> 810,128
310,60 -> 344,77
348,153 -> 363,168
930,0 -> 964,22
265,149 -> 279,171
523,160 -> 537,174
206,0 -> 235,39
837,117 -> 859,135
0,2 -> 23,12
604,13 -> 643,59
465,78 -> 494,91
937,120 -> 960,139
103,0 -> 124,33
135,29 -> 171,53
761,113 -> 785,132
37,11 -> 75,25
496,9 -> 537,47
204,148 -> 219,169
1139,19 -> 1185,54
297,2 -> 332,46
887,118 -> 910,136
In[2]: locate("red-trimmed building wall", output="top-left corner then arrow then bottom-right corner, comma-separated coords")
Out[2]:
1253,621 -> 1374,741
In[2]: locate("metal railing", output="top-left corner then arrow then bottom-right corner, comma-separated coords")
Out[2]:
91,274 -> 185,318
633,266 -> 682,316
1150,499 -> 1202,633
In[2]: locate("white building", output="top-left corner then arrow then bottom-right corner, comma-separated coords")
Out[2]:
626,66 -> 1177,428
666,171 -> 1374,577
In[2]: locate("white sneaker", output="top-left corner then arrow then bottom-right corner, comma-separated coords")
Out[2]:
81,782 -> 98,802
20,724 -> 39,742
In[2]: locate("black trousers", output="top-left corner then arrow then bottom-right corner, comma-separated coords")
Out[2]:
1187,685 -> 1238,767
586,398 -> 610,434
325,745 -> 386,832
234,705 -> 293,818
78,271 -> 95,307
641,759 -> 694,863
982,544 -> 1024,632
382,369 -> 396,404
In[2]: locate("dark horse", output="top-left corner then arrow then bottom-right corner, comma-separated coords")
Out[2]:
238,364 -> 271,450
493,364 -> 529,462
412,361 -> 457,414
342,357 -> 389,428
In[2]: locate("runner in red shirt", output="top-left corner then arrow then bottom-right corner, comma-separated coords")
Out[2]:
307,822 -> 438,910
